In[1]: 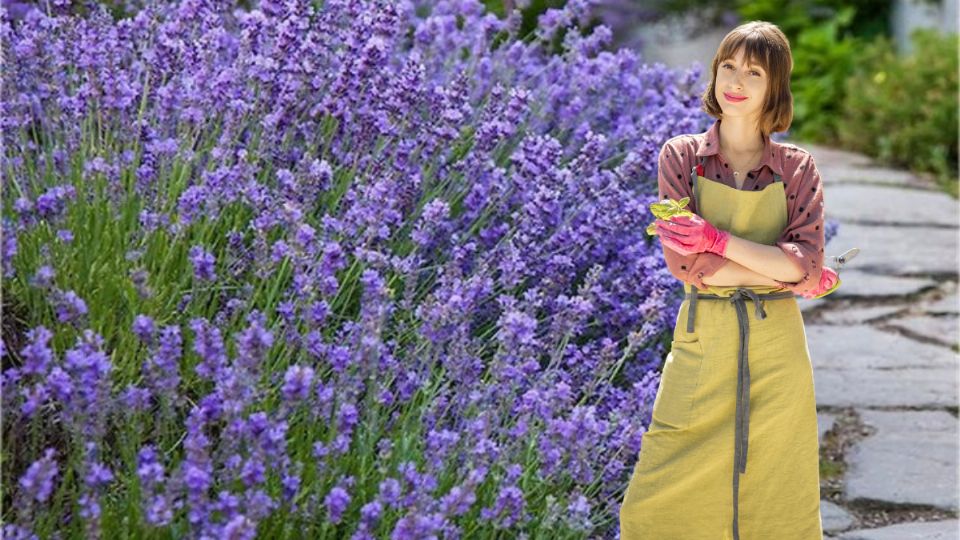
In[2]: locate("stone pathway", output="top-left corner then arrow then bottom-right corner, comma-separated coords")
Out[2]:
792,142 -> 959,539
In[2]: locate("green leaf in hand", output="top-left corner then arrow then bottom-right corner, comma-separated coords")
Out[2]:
646,197 -> 695,236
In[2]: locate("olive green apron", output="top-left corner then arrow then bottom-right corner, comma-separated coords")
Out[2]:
620,156 -> 823,539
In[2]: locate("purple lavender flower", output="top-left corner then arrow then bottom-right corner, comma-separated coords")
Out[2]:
121,384 -> 151,412
240,455 -> 266,488
281,364 -> 314,403
19,326 -> 54,377
18,448 -> 58,504
132,314 -> 156,346
144,494 -> 173,526
234,310 -> 273,371
52,289 -> 88,325
137,445 -> 165,487
61,330 -> 113,438
188,245 -> 217,282
1,523 -> 39,540
142,325 -> 181,396
189,317 -> 227,381
281,470 -> 301,504
0,0 -> 728,535
244,488 -> 276,521
220,514 -> 257,540
19,383 -> 48,417
2,218 -> 17,278
324,485 -> 350,525
44,365 -> 73,404
479,483 -> 526,529
378,477 -> 402,510
34,184 -> 76,220
29,265 -> 55,289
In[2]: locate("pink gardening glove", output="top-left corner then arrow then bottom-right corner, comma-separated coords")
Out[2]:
655,214 -> 731,257
800,266 -> 839,299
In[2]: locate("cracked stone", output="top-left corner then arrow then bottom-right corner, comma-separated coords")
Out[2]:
824,223 -> 958,275
813,368 -> 957,409
818,411 -> 838,443
819,166 -> 935,189
807,325 -> 958,370
803,143 -> 875,168
810,139 -> 937,190
919,283 -> 959,315
813,367 -> 957,408
883,314 -> 959,348
832,519 -> 960,539
821,499 -> 856,533
845,410 -> 958,511
807,325 -> 957,407
827,270 -> 938,299
817,305 -> 905,325
825,184 -> 959,227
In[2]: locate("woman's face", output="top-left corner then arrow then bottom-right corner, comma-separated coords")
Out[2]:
714,48 -> 768,121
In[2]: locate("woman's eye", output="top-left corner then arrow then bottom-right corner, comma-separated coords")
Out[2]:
723,63 -> 760,76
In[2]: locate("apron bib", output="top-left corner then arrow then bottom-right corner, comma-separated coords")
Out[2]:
620,155 -> 823,540
685,155 -> 788,298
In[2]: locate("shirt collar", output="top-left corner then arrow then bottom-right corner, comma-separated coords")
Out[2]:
695,118 -> 783,177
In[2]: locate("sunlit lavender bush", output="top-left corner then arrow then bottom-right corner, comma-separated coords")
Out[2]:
1,0 -> 839,537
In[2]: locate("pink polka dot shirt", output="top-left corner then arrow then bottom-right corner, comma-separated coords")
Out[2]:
656,118 -> 826,296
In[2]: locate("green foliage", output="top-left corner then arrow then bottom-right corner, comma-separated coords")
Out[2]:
780,7 -> 860,143
734,1 -> 888,144
657,0 -> 957,196
645,197 -> 694,236
838,28 -> 959,197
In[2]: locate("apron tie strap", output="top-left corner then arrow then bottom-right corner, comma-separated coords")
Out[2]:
686,286 -> 699,333
681,287 -> 794,540
728,287 -> 755,540
730,287 -> 768,322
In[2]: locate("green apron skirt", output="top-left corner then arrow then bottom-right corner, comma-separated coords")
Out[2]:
620,156 -> 823,539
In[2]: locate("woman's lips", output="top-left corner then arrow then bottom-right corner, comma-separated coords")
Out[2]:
724,93 -> 747,102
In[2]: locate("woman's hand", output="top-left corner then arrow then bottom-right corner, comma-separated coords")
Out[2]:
655,214 -> 731,257
800,267 -> 839,299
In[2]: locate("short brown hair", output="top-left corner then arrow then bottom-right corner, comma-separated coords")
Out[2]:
701,21 -> 794,137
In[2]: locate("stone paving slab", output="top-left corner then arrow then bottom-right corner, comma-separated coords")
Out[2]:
818,411 -> 838,443
807,325 -> 958,370
919,284 -> 960,314
796,274 -> 933,312
824,223 -> 959,275
822,499 -> 857,533
884,314 -> 959,348
833,520 -> 960,539
803,142 -> 937,190
799,142 -> 876,168
775,137 -> 957,539
844,410 -> 958,510
826,270 -> 938,299
813,366 -> 958,408
820,167 -> 940,189
816,305 -> 905,325
807,324 -> 958,409
825,184 -> 959,227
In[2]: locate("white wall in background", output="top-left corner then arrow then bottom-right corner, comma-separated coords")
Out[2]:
891,0 -> 959,55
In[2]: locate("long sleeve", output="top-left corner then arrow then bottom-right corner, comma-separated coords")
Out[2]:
655,140 -> 726,289
774,151 -> 826,296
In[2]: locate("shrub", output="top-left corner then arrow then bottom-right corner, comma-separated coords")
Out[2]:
838,28 -> 959,197
1,0 -> 721,537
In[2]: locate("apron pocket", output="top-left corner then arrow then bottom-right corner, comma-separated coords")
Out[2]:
650,338 -> 704,430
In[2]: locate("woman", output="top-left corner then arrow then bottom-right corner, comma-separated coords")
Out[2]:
618,21 -> 837,540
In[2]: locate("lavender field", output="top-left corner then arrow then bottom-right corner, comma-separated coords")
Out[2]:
0,0 -> 837,538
